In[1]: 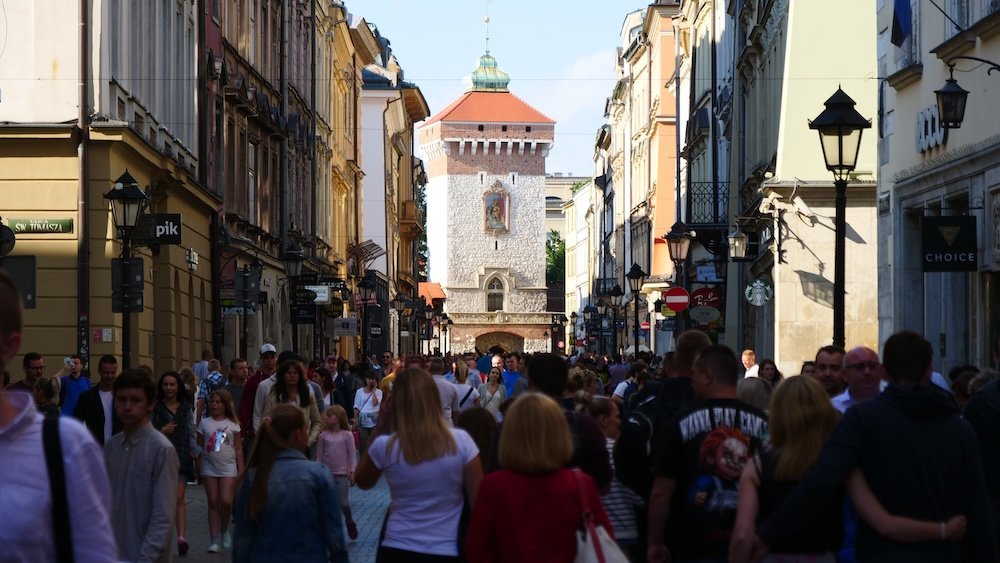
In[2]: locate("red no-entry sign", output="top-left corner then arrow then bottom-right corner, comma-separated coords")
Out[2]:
663,287 -> 690,312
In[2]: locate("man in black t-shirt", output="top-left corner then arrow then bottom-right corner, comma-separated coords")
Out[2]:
647,345 -> 769,563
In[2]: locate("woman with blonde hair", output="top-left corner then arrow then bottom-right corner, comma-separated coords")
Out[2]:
454,359 -> 481,413
233,404 -> 348,562
730,376 -> 967,563
32,376 -> 61,417
466,393 -> 613,563
356,368 -> 482,562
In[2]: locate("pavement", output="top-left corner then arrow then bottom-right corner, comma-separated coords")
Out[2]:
177,476 -> 390,563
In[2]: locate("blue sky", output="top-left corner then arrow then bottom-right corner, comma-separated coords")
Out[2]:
355,0 -> 649,177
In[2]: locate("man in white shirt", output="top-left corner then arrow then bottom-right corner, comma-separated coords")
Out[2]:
832,346 -> 884,413
428,357 -> 460,426
0,270 -> 117,561
72,354 -> 122,445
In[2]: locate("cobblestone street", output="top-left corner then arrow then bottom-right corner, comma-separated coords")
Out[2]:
179,477 -> 390,563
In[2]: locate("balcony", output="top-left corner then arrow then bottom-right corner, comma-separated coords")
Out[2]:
686,181 -> 730,227
399,200 -> 423,238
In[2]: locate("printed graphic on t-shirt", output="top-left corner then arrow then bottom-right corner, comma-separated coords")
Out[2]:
659,400 -> 768,558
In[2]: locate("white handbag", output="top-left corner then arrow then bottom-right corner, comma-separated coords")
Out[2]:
572,469 -> 630,563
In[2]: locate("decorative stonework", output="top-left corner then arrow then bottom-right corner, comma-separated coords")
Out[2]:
448,311 -> 553,325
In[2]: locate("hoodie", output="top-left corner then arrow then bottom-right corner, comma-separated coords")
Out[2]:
758,382 -> 996,563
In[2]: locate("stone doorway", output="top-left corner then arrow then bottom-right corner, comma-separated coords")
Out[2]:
475,331 -> 526,354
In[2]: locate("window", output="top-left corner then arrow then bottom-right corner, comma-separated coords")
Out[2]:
486,278 -> 504,312
477,124 -> 484,132
501,125 -> 508,132
247,141 -> 257,223
525,126 -> 532,132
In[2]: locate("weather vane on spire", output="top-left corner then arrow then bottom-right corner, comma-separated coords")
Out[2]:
484,0 -> 491,54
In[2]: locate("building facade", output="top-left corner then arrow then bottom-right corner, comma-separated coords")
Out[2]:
877,1 -> 1000,372
723,0 -> 879,374
419,51 -> 555,354
361,25 -> 429,359
0,0 -> 216,373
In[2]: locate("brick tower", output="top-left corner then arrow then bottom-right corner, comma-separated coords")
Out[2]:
419,51 -> 555,354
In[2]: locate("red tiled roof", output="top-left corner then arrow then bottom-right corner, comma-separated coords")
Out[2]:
424,91 -> 555,125
418,282 -> 447,306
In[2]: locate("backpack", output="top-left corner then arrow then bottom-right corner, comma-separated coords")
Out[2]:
613,378 -> 693,499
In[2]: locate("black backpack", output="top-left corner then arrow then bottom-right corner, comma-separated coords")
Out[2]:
613,377 -> 693,499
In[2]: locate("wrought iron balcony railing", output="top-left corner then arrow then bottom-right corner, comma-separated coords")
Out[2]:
686,181 -> 729,226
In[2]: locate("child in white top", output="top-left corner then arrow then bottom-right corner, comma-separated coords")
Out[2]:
197,389 -> 243,553
316,405 -> 359,540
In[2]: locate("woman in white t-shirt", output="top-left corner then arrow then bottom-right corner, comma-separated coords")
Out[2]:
356,368 -> 483,562
353,373 -> 383,454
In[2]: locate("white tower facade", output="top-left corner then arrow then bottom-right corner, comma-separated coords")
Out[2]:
418,53 -> 555,354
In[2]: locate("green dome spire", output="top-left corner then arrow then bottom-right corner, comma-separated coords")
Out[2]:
464,52 -> 510,92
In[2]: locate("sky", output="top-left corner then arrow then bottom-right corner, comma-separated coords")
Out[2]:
355,0 -> 650,177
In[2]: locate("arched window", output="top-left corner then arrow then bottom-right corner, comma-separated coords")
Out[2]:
486,278 -> 504,312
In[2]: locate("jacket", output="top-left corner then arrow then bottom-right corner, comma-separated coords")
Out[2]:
72,386 -> 122,445
758,382 -> 997,563
232,450 -> 348,563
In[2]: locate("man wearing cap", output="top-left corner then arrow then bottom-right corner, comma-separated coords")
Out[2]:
237,344 -> 278,445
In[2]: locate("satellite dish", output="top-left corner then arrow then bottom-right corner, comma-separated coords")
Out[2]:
0,225 -> 15,258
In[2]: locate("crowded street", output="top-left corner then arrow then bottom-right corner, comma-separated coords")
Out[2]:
3,0 -> 1000,562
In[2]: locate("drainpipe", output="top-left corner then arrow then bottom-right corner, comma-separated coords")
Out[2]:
310,0 -> 319,358
280,0 -> 289,246
77,0 -> 91,368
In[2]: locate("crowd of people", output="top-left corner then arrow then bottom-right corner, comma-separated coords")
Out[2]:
3,265 -> 1000,562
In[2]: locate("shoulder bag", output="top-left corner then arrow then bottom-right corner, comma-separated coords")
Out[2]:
571,469 -> 628,563
44,415 -> 75,563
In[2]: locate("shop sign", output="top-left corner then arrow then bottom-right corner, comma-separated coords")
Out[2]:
745,279 -> 773,307
333,318 -> 358,336
921,216 -> 977,272
9,218 -> 74,234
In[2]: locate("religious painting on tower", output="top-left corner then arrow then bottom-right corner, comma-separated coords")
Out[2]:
483,183 -> 510,235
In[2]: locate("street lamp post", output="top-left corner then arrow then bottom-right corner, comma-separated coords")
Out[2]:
583,305 -> 597,352
570,311 -> 578,353
104,171 -> 149,369
423,306 -> 434,355
283,244 -> 305,352
809,88 -> 871,349
626,263 -> 647,357
357,278 -> 375,361
392,292 -> 407,356
608,284 -> 623,355
596,299 -> 608,355
665,222 -> 693,336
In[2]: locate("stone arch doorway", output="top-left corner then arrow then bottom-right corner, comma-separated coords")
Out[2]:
475,331 -> 525,355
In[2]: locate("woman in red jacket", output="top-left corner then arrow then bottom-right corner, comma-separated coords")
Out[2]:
466,392 -> 613,562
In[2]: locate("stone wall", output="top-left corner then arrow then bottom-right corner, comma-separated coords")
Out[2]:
440,172 -> 547,312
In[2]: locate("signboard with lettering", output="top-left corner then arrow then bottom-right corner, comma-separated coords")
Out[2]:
9,218 -> 74,234
922,216 -> 977,272
135,214 -> 183,245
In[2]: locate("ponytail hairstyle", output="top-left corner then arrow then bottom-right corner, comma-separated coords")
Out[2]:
238,404 -> 306,522
34,376 -> 61,404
